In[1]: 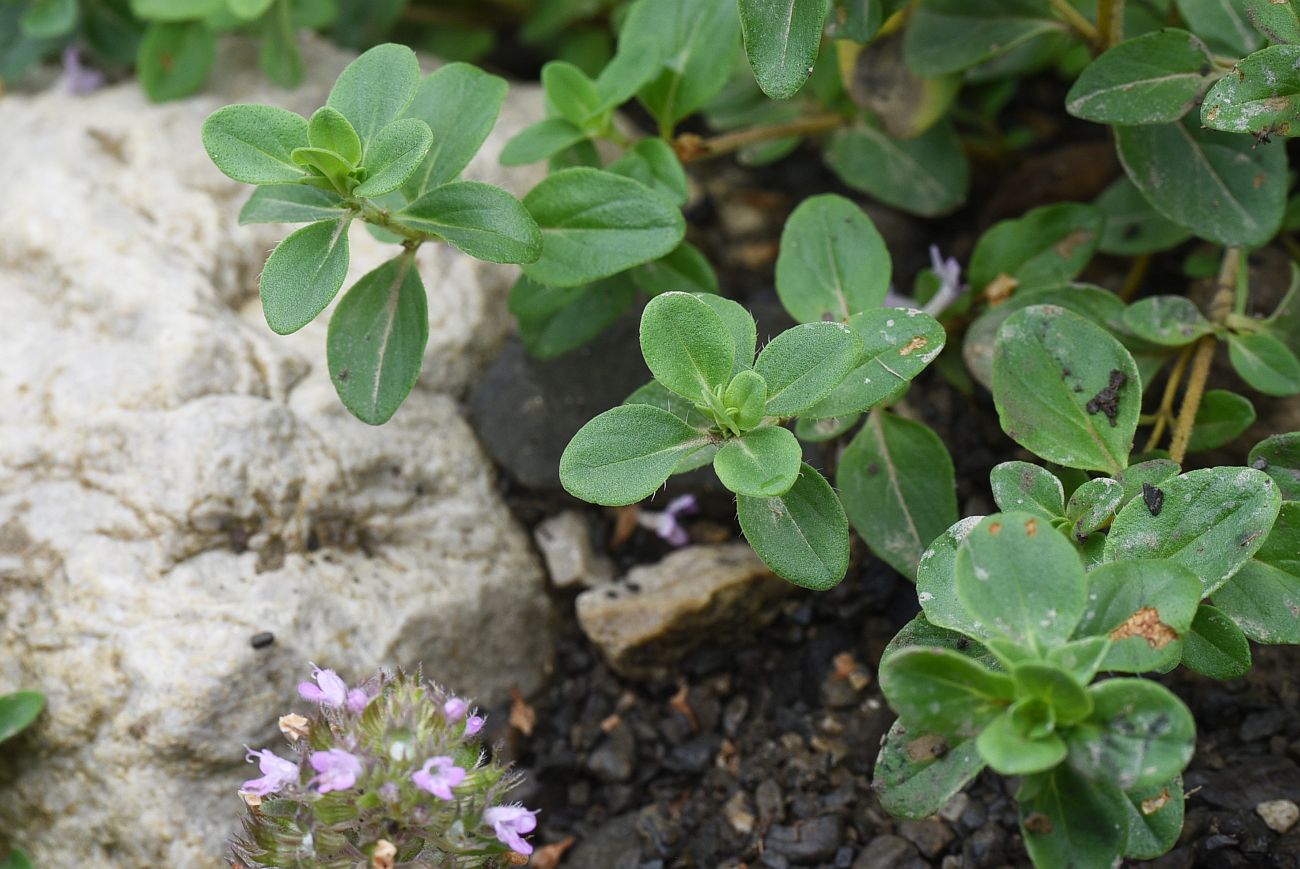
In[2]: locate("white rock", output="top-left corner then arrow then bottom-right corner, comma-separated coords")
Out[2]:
533,511 -> 615,590
576,543 -> 794,679
1257,799 -> 1300,834
0,36 -> 553,868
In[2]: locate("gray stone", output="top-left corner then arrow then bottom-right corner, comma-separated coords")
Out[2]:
575,543 -> 794,679
0,36 -> 553,869
534,510 -> 614,589
852,834 -> 926,869
765,815 -> 844,864
898,817 -> 955,858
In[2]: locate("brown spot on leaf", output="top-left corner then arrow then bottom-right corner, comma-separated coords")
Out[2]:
1254,173 -> 1267,189
905,734 -> 949,763
984,273 -> 1019,305
1025,517 -> 1038,537
1142,789 -> 1172,815
1110,606 -> 1177,649
988,522 -> 1003,536
899,335 -> 928,356
1086,369 -> 1126,427
1024,812 -> 1054,834
1053,229 -> 1094,260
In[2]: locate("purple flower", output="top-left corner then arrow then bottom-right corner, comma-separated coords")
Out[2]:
638,494 -> 698,547
922,244 -> 969,316
411,756 -> 466,800
483,804 -> 539,856
465,714 -> 485,736
61,46 -> 105,95
299,665 -> 349,708
242,748 -> 298,796
443,697 -> 468,720
309,749 -> 363,793
346,687 -> 370,713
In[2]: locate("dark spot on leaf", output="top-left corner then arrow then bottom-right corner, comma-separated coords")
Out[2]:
1024,812 -> 1053,834
1240,529 -> 1264,548
1122,223 -> 1141,240
905,734 -> 948,763
1252,457 -> 1269,471
1142,483 -> 1163,516
337,368 -> 349,382
867,463 -> 880,475
1086,369 -> 1126,427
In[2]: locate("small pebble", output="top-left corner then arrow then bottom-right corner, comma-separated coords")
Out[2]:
1257,799 -> 1300,834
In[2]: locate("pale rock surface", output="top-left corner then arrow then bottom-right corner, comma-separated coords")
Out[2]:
575,543 -> 795,680
0,36 -> 552,867
533,510 -> 615,590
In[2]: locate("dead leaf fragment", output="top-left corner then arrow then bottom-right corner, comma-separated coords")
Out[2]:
669,684 -> 699,731
510,687 -> 537,736
529,836 -> 576,869
1109,606 -> 1177,649
373,839 -> 396,869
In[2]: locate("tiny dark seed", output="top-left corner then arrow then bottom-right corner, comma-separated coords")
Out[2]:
250,632 -> 275,650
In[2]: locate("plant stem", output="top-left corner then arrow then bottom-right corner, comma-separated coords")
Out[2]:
1142,343 -> 1193,452
349,199 -> 427,244
1048,0 -> 1100,44
1167,249 -> 1240,463
674,113 -> 847,164
1118,253 -> 1150,302
1097,0 -> 1125,49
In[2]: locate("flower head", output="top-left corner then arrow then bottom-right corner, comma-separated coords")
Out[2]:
638,494 -> 699,547
309,748 -> 363,793
443,697 -> 469,720
465,714 -> 485,736
61,46 -> 105,95
483,805 -> 539,856
242,748 -> 299,796
346,687 -> 371,713
411,756 -> 466,800
299,665 -> 350,708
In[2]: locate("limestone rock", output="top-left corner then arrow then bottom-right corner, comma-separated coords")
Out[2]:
575,543 -> 794,680
533,511 -> 614,590
0,36 -> 552,868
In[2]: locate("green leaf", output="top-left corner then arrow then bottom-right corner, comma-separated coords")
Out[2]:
1075,560 -> 1201,672
560,404 -> 712,506
1214,502 -> 1300,643
839,412 -> 958,580
803,308 -> 946,419
1066,476 -> 1123,541
1249,432 -> 1300,500
737,463 -> 850,590
723,369 -> 769,430
1247,0 -> 1300,43
882,613 -> 998,667
1018,767 -> 1128,869
639,291 -> 736,401
873,719 -> 986,820
354,118 -> 432,198
327,43 -> 420,151
880,646 -> 1014,739
620,0 -> 740,130
1047,636 -> 1110,684
509,274 -> 635,360
1176,0 -> 1261,55
976,710 -> 1067,775
1116,458 -> 1182,508
542,60 -> 603,127
1014,662 -> 1092,724
916,516 -> 987,639
229,0 -> 275,18
1095,177 -> 1193,256
2,847 -> 34,869
969,203 -> 1102,292
1187,389 -> 1256,452
307,107 -> 362,167
903,0 -> 1065,77
1122,296 -> 1213,347
0,691 -> 44,743
1183,603 -> 1251,677
522,168 -> 686,287
20,0 -> 77,37
826,120 -> 969,217
291,146 -> 353,189
1066,29 -> 1214,125
593,41 -> 662,107
738,0 -> 828,100
607,139 -> 689,207
1124,777 -> 1185,860
202,104 -> 309,184
500,119 -> 588,167
630,242 -> 719,297
714,425 -> 802,497
1104,466 -> 1282,594
1068,679 -> 1195,791
239,184 -> 349,225
326,253 -> 427,425
1228,332 -> 1300,396
1203,45 -> 1300,137
755,321 -> 863,415
1115,119 -> 1286,247
989,461 -> 1065,521
956,512 -> 1088,647
259,217 -> 351,334
401,63 -> 507,197
132,0 -> 221,20
698,295 -> 758,372
992,305 -> 1140,475
258,0 -> 302,89
795,413 -> 859,442
394,181 -> 541,265
138,21 -> 215,102
775,193 -> 891,323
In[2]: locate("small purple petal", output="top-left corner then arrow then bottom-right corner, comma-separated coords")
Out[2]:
411,756 -> 466,801
242,748 -> 298,796
465,714 -> 485,736
61,46 -> 105,96
484,805 -> 539,856
443,697 -> 468,720
309,749 -> 363,793
346,688 -> 370,713
665,494 -> 698,518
